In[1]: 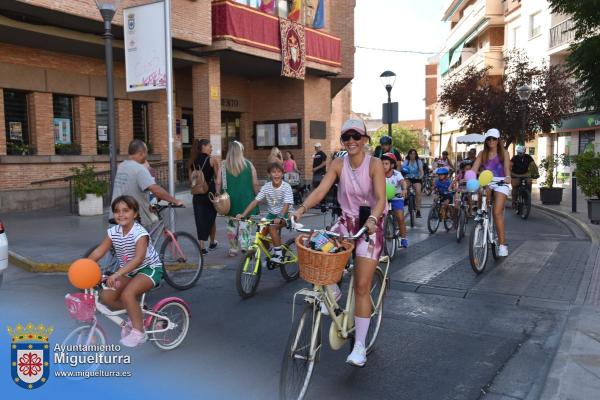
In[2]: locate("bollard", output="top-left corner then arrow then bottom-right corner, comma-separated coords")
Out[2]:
572,175 -> 577,213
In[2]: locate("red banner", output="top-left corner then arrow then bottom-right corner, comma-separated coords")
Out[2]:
212,1 -> 341,68
280,19 -> 306,79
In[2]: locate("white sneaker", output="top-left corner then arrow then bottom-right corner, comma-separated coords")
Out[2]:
270,254 -> 283,264
498,245 -> 508,257
346,341 -> 367,367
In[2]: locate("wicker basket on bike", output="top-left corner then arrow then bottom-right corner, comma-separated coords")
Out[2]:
295,235 -> 354,285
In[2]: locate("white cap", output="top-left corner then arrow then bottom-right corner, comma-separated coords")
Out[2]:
341,118 -> 368,137
516,144 -> 525,154
314,142 -> 322,148
485,128 -> 500,139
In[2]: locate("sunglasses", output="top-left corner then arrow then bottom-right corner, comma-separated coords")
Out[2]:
485,137 -> 498,141
340,131 -> 365,142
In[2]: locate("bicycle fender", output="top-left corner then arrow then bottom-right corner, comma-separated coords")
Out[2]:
145,297 -> 192,328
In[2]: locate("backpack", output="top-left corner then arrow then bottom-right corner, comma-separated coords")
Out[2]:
190,157 -> 209,195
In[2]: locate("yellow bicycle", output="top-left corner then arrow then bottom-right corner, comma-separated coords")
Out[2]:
236,216 -> 299,299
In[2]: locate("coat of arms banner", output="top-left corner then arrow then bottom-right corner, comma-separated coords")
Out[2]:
280,19 -> 306,80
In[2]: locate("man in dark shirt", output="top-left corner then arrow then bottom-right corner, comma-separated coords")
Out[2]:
374,135 -> 402,168
510,144 -> 536,208
312,143 -> 327,188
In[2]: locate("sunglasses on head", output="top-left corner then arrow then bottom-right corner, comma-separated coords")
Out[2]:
340,131 -> 364,142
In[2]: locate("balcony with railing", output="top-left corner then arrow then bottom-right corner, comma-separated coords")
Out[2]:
549,17 -> 575,50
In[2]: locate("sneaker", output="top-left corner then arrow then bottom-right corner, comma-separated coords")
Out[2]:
120,328 -> 147,347
120,320 -> 132,339
416,210 -> 422,218
270,255 -> 283,264
209,241 -> 218,250
201,248 -> 208,255
498,245 -> 509,257
228,250 -> 238,257
346,341 -> 367,367
400,238 -> 408,248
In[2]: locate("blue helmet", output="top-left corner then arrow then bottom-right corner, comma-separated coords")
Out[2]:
379,135 -> 392,145
436,167 -> 449,175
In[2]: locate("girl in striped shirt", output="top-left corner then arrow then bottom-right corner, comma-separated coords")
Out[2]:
88,195 -> 163,347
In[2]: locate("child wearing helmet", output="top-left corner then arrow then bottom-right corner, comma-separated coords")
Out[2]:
374,135 -> 401,165
382,152 -> 408,248
434,167 -> 454,220
451,161 -> 473,216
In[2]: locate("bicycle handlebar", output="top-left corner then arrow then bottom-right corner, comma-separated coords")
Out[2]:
290,216 -> 368,240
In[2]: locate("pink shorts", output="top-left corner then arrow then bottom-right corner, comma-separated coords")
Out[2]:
331,213 -> 384,262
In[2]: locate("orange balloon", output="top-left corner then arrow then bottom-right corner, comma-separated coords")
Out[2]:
68,258 -> 101,289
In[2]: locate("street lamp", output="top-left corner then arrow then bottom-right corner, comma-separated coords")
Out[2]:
380,70 -> 396,137
96,0 -> 122,196
438,113 -> 446,158
517,84 -> 532,146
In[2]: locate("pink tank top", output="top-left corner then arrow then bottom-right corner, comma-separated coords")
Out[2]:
283,159 -> 295,173
338,154 -> 377,217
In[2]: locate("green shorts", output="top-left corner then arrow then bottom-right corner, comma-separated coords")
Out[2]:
266,213 -> 289,224
128,265 -> 163,288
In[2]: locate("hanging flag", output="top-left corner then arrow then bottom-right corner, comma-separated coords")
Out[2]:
288,0 -> 301,21
312,0 -> 324,29
259,0 -> 275,14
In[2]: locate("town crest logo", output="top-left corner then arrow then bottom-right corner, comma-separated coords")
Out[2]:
8,323 -> 53,390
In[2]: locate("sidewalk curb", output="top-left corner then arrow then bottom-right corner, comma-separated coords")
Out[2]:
532,204 -> 599,245
9,250 -> 226,273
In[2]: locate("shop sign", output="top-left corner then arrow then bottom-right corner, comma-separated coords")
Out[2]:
9,122 -> 22,141
221,97 -> 248,112
53,118 -> 72,144
98,125 -> 108,142
558,113 -> 600,131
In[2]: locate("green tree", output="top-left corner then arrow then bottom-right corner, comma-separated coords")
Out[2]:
372,125 -> 421,155
549,0 -> 600,110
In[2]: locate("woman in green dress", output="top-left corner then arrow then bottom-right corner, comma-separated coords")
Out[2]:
223,141 -> 259,256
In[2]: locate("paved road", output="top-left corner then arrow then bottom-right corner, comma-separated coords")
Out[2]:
0,205 -> 592,399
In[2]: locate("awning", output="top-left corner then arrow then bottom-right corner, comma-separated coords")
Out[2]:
555,112 -> 600,132
456,133 -> 485,144
449,41 -> 465,67
439,51 -> 450,75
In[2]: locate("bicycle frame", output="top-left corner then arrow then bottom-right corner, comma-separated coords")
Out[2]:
476,188 -> 496,246
242,221 -> 297,274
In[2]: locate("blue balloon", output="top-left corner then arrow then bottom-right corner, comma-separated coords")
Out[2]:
466,179 -> 480,192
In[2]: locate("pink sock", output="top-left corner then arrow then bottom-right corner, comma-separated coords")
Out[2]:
354,316 -> 370,347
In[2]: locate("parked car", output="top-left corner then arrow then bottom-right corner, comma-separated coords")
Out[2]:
0,220 -> 7,286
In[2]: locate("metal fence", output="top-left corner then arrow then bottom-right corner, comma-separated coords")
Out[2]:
549,18 -> 575,49
32,160 -> 190,214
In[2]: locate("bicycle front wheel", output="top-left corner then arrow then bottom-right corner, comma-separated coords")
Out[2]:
456,208 -> 466,243
236,249 -> 262,298
280,238 -> 300,282
149,300 -> 190,351
469,221 -> 488,274
427,205 -> 440,234
160,232 -> 203,290
279,304 -> 321,400
409,196 -> 416,228
383,215 -> 397,259
60,325 -> 106,377
520,190 -> 531,220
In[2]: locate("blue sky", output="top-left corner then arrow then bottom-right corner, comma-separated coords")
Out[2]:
353,0 -> 449,120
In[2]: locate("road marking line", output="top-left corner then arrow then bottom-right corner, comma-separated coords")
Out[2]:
391,242 -> 468,284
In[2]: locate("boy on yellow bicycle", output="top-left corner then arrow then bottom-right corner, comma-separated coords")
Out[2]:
238,163 -> 294,264
382,152 -> 408,248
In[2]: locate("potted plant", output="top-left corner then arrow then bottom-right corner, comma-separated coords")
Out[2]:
7,141 -> 31,155
574,151 -> 600,224
538,154 -> 565,205
97,142 -> 110,155
71,164 -> 108,216
55,143 -> 81,155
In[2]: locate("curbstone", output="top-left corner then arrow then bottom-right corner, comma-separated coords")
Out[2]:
532,204 -> 599,244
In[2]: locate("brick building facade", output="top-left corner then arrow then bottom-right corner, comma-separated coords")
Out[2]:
0,0 -> 354,211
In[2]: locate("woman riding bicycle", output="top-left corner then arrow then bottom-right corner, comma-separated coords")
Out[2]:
471,128 -> 511,257
293,118 -> 386,368
402,149 -> 424,218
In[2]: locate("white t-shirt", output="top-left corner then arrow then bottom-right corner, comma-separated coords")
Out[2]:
107,222 -> 161,271
255,181 -> 294,216
111,160 -> 157,228
386,170 -> 405,196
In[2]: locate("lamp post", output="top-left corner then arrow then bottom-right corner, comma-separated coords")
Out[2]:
517,84 -> 532,146
438,114 -> 446,158
96,0 -> 121,196
380,70 -> 396,137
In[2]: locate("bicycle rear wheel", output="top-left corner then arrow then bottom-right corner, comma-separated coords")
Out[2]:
160,232 -> 203,290
469,221 -> 488,274
236,249 -> 262,298
383,215 -> 397,259
365,267 -> 385,354
279,304 -> 321,400
280,238 -> 300,282
149,300 -> 190,350
409,196 -> 416,227
456,208 -> 466,243
444,207 -> 455,231
427,204 -> 440,234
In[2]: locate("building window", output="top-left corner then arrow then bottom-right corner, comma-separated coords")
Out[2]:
235,0 -> 260,7
132,101 -> 149,144
4,90 -> 31,155
254,119 -> 301,149
512,26 -> 521,48
96,99 -> 109,154
529,12 -> 541,38
53,94 -> 79,154
579,131 -> 595,154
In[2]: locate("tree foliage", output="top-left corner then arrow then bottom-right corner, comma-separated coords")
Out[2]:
549,0 -> 600,110
372,125 -> 421,155
438,51 -> 578,146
